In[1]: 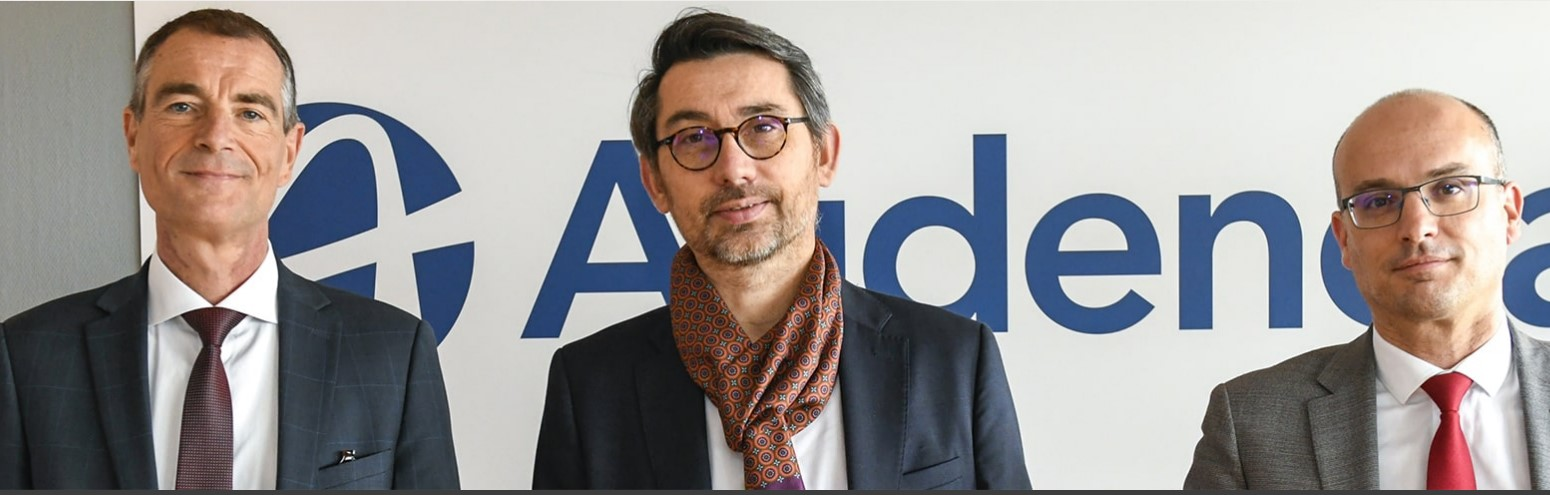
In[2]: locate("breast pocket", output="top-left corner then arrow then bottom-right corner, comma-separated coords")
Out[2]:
901,455 -> 966,490
315,448 -> 395,489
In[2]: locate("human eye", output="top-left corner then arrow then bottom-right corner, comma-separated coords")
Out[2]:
1428,177 -> 1471,196
676,128 -> 711,145
1354,191 -> 1397,211
240,109 -> 265,122
746,117 -> 782,134
167,102 -> 194,113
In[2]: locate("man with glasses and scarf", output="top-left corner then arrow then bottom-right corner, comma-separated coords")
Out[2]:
1185,89 -> 1550,489
532,10 -> 1030,490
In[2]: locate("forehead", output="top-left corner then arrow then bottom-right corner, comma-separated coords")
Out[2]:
1333,98 -> 1496,193
655,53 -> 799,128
145,29 -> 284,90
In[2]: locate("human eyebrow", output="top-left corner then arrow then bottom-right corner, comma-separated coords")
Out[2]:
235,92 -> 280,118
739,102 -> 787,117
1424,163 -> 1472,179
1348,178 -> 1403,194
662,110 -> 713,133
152,82 -> 203,105
1347,162 -> 1479,196
660,102 -> 796,134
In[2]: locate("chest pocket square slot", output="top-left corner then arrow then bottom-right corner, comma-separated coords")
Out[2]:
316,448 -> 394,489
901,455 -> 964,490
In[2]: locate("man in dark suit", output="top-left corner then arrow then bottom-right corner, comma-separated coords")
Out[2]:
532,10 -> 1030,490
1185,89 -> 1545,489
0,9 -> 458,489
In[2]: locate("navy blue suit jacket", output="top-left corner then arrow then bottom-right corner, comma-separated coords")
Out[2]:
533,282 -> 1030,489
0,261 -> 459,489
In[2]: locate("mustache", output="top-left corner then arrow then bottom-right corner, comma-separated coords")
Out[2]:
700,184 -> 782,217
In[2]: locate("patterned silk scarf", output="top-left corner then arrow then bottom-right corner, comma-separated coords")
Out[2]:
670,240 -> 844,490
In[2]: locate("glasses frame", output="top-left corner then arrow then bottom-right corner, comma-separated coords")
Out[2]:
1338,174 -> 1509,229
654,115 -> 810,171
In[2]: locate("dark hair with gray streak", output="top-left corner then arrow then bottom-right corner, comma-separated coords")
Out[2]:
629,8 -> 831,170
128,9 -> 299,129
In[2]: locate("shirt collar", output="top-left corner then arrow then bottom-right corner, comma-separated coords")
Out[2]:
147,244 -> 280,326
1373,317 -> 1513,405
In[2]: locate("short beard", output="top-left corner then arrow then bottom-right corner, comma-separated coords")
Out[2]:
696,184 -> 807,267
709,218 -> 799,266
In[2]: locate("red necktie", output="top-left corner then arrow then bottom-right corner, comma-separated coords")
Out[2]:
175,307 -> 244,490
1421,372 -> 1476,490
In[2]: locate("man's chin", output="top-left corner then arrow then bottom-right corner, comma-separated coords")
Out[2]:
699,232 -> 783,266
709,242 -> 779,267
1383,287 -> 1468,320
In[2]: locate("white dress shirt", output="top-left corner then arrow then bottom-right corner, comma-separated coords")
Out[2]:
146,248 -> 280,490
1373,321 -> 1529,489
707,383 -> 848,489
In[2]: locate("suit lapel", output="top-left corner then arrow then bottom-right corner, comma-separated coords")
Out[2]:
272,262 -> 339,489
837,283 -> 908,489
84,266 -> 158,488
1307,329 -> 1379,490
636,321 -> 711,488
1511,326 -> 1550,489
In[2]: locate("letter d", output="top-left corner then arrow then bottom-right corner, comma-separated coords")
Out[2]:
863,134 -> 1008,332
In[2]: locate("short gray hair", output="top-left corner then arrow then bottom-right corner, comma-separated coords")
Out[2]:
128,9 -> 299,129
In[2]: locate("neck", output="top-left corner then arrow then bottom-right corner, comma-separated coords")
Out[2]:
698,236 -> 816,341
1372,304 -> 1503,369
155,222 -> 269,304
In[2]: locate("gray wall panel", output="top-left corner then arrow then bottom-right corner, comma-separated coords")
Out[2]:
1,2 -> 138,319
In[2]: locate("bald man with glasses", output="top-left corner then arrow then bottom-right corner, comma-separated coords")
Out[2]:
1184,89 -> 1550,489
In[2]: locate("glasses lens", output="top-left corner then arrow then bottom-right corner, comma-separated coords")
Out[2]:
671,127 -> 720,169
738,116 -> 788,159
1350,190 -> 1401,227
1420,176 -> 1480,215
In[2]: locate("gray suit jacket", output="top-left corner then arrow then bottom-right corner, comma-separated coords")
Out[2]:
0,260 -> 460,489
1184,325 -> 1550,489
532,282 -> 1031,489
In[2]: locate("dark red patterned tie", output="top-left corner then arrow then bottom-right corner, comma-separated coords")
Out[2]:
175,307 -> 244,490
1422,372 -> 1476,490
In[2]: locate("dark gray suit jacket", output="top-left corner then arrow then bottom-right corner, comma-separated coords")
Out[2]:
1185,326 -> 1550,489
0,261 -> 460,489
532,281 -> 1031,490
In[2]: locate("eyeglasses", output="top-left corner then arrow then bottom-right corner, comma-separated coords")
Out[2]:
1339,175 -> 1508,229
654,115 -> 809,171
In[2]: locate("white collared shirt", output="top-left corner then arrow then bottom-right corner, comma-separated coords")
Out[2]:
706,383 -> 848,489
1373,321 -> 1529,489
146,247 -> 280,490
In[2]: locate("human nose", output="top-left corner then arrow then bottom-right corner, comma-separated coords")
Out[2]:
1393,189 -> 1439,243
193,111 -> 236,153
709,129 -> 757,186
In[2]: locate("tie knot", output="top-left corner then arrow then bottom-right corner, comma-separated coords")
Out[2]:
182,307 -> 244,346
1422,372 -> 1474,412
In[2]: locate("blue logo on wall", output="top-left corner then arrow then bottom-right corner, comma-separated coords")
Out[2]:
270,102 -> 474,343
